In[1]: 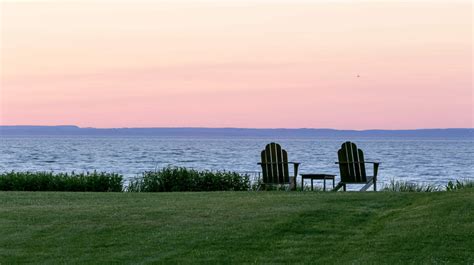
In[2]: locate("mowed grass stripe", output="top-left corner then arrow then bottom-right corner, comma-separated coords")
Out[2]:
0,191 -> 473,264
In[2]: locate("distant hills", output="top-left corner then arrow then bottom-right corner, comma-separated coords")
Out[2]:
0,126 -> 472,138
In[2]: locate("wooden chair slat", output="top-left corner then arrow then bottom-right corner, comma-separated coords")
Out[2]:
338,148 -> 350,182
346,143 -> 355,178
269,143 -> 278,183
269,143 -> 277,183
358,149 -> 367,182
261,150 -> 269,183
282,150 -> 289,181
349,142 -> 362,181
265,144 -> 274,183
275,143 -> 284,183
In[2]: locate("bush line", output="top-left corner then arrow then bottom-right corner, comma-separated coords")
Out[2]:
0,171 -> 123,192
0,168 -> 473,192
127,167 -> 250,192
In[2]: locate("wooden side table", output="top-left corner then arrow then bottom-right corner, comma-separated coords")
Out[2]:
301,174 -> 336,191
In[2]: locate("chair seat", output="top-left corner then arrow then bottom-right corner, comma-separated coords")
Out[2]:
340,176 -> 375,184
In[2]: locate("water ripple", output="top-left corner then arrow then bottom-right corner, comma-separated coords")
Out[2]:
0,136 -> 472,186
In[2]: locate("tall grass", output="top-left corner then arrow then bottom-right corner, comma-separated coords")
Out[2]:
0,171 -> 123,192
382,179 -> 440,192
446,179 -> 474,191
127,167 -> 250,192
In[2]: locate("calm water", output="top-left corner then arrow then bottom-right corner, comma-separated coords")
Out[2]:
1,136 -> 473,187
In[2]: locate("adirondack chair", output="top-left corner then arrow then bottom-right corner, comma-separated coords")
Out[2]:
333,141 -> 380,191
258,142 -> 300,190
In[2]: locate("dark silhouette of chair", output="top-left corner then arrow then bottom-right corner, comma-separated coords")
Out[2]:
258,142 -> 300,190
333,141 -> 379,191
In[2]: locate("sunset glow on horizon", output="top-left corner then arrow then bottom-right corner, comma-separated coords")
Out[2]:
1,1 -> 472,129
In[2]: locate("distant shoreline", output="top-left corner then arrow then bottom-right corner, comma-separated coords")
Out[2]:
0,125 -> 472,138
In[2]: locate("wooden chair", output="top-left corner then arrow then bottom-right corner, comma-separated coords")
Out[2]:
333,141 -> 380,191
258,142 -> 300,190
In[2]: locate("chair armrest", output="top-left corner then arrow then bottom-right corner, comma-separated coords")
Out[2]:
286,162 -> 300,177
335,162 -> 380,164
258,162 -> 300,165
257,162 -> 300,177
335,162 -> 380,178
373,163 -> 379,178
292,163 -> 300,177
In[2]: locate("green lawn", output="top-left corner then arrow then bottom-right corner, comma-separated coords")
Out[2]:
1,190 -> 473,264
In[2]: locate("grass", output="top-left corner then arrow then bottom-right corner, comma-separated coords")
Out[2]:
382,179 -> 474,192
0,190 -> 473,264
382,179 -> 441,192
0,171 -> 123,192
446,179 -> 474,191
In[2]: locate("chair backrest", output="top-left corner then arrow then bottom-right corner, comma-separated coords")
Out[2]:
260,142 -> 290,184
337,141 -> 367,183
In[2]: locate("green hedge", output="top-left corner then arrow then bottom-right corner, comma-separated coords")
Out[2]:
127,167 -> 250,192
0,171 -> 123,192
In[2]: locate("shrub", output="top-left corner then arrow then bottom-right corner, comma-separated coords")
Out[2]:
0,171 -> 123,192
382,179 -> 440,192
127,167 -> 250,192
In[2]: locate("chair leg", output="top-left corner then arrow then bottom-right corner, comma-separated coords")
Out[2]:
290,176 -> 296,191
360,180 -> 374,191
332,182 -> 344,192
343,184 -> 346,191
374,179 -> 377,191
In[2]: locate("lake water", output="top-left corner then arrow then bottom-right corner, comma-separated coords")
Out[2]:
1,136 -> 473,187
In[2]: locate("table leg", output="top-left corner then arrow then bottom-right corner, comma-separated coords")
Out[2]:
311,179 -> 313,191
323,179 -> 326,191
333,178 -> 335,189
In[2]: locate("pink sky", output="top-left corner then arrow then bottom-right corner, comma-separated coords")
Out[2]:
1,1 -> 472,129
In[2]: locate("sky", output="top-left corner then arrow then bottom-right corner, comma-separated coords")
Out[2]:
0,0 -> 472,129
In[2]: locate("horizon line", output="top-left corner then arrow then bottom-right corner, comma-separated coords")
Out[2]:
1,125 -> 472,131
